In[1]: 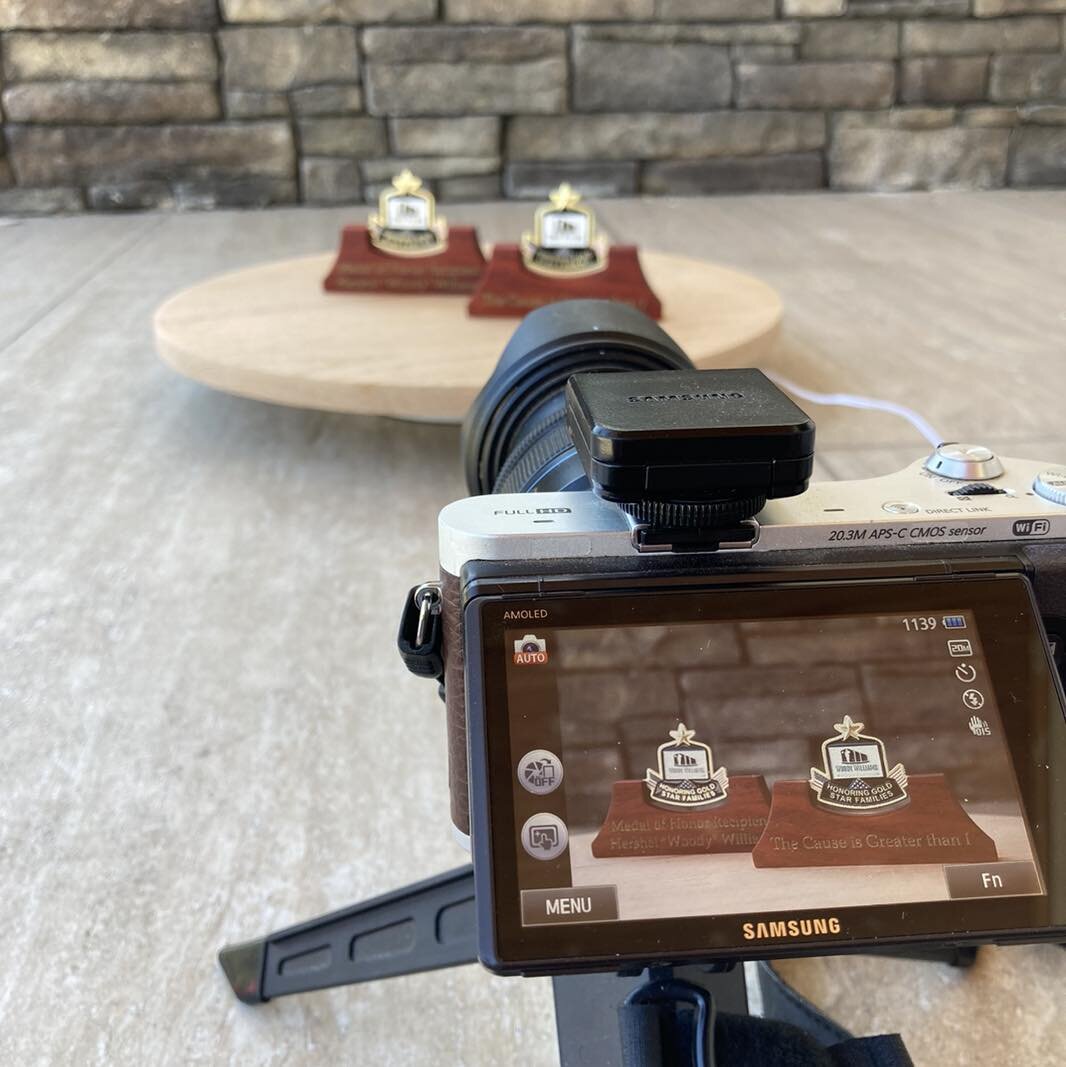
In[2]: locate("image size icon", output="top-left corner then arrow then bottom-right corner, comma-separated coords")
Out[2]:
948,639 -> 973,657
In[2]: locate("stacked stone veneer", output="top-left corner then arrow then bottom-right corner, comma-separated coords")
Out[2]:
0,0 -> 1064,213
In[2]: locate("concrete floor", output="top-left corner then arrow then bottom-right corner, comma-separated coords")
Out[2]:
1,192 -> 1065,1065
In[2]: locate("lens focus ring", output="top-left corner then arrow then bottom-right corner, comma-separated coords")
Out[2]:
461,301 -> 694,498
493,417 -> 574,495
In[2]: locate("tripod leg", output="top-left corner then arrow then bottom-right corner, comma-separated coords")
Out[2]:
864,945 -> 978,968
218,865 -> 477,1004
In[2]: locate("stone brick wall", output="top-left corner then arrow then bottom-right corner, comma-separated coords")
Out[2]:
1,0 -> 1065,213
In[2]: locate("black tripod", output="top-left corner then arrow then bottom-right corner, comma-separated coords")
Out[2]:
219,864 -> 971,1065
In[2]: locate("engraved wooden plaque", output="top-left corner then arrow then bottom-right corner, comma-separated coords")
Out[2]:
324,225 -> 485,295
590,776 -> 771,858
468,244 -> 662,319
751,774 -> 998,868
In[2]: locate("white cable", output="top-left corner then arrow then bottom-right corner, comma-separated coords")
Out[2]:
765,371 -> 945,448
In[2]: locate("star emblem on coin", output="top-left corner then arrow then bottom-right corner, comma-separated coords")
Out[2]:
833,715 -> 864,740
669,722 -> 696,745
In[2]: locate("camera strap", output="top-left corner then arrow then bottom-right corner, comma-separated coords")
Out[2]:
618,963 -> 913,1067
398,582 -> 444,689
621,975 -> 716,1067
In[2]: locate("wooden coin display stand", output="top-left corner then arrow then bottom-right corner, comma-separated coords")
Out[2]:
323,225 -> 485,295
751,774 -> 997,868
153,251 -> 783,421
468,245 -> 662,319
590,777 -> 771,858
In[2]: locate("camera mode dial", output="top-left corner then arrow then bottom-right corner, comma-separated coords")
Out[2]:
1034,468 -> 1066,507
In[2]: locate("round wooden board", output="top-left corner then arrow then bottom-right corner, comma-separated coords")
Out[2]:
154,250 -> 782,422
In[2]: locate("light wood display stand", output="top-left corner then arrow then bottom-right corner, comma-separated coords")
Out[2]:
153,250 -> 783,423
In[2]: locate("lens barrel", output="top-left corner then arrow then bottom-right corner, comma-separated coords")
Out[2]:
461,301 -> 693,497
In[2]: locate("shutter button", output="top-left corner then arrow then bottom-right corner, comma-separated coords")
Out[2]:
924,443 -> 1005,481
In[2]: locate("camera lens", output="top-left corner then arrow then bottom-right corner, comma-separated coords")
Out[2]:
462,300 -> 693,496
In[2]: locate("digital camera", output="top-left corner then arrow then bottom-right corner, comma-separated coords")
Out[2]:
402,300 -> 1066,978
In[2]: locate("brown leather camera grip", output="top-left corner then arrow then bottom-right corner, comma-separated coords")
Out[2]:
440,569 -> 470,836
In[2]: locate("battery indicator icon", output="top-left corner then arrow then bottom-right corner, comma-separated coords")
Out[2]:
943,615 -> 967,629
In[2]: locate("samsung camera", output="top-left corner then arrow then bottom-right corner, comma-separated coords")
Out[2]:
401,300 -> 1066,977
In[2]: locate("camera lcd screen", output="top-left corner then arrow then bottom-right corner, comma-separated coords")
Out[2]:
468,574 -> 1066,974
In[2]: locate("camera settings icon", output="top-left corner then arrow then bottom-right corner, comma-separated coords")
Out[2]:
513,634 -> 549,666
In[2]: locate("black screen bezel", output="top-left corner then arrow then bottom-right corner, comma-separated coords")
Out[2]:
466,571 -> 1066,976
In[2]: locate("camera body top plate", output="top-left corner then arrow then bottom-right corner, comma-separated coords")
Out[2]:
440,454 -> 1066,577
566,369 -> 815,504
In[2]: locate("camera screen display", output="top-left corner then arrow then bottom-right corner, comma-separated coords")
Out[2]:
471,575 -> 1066,972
